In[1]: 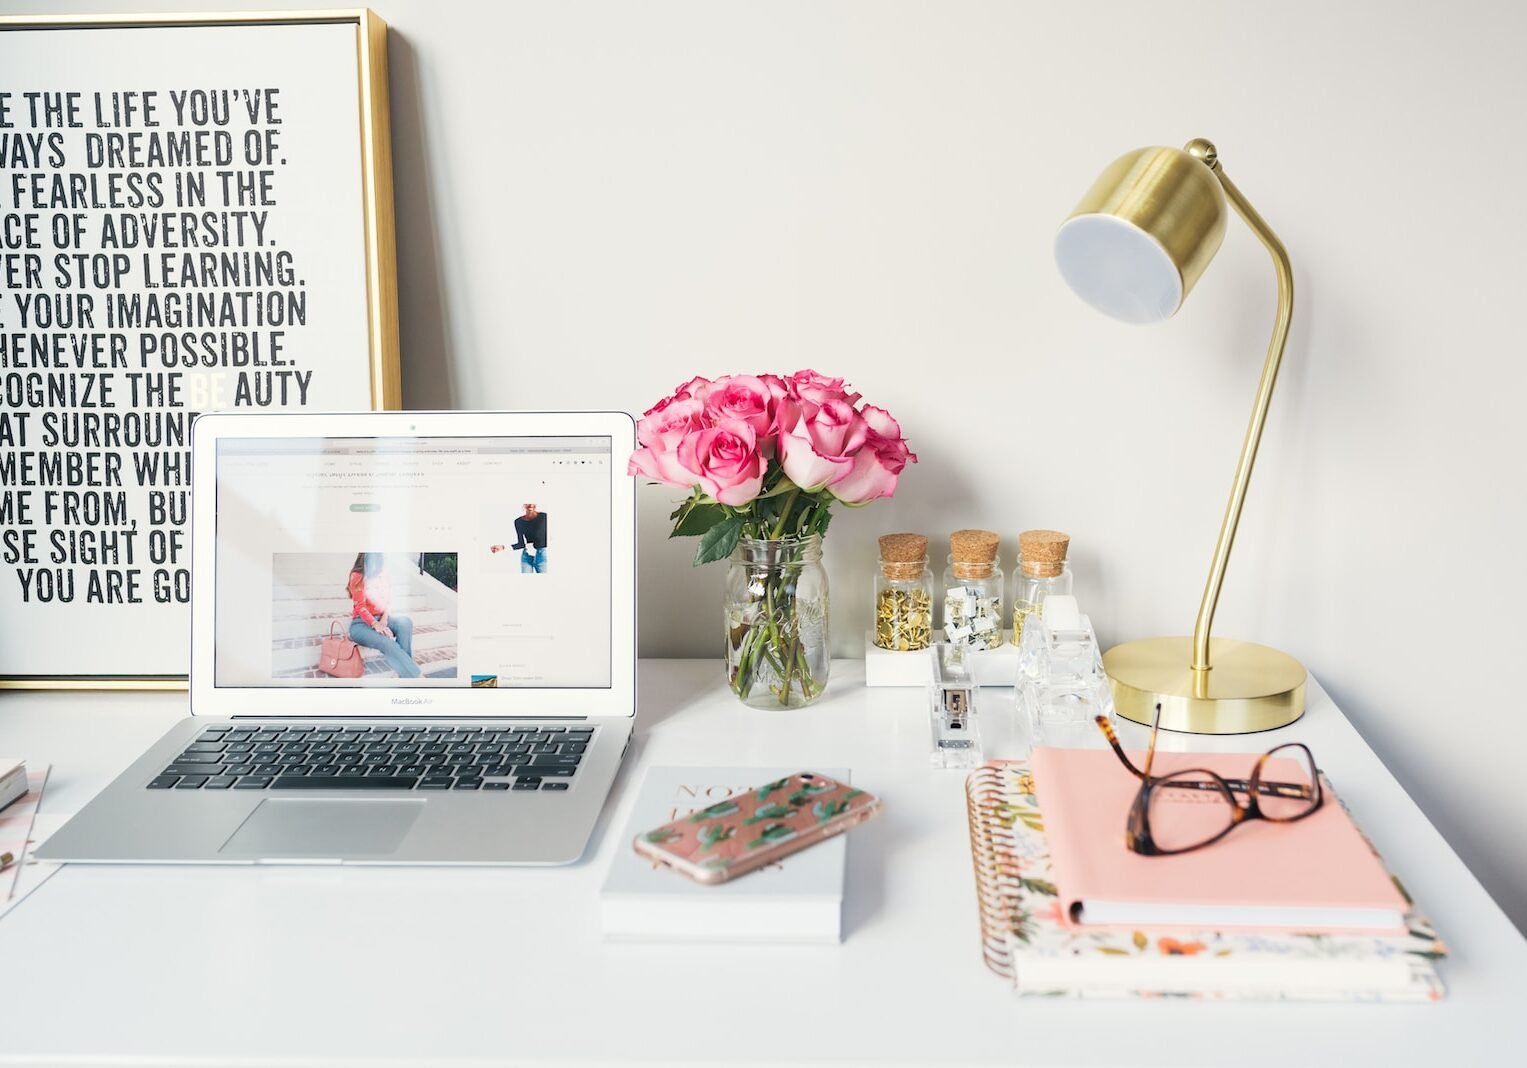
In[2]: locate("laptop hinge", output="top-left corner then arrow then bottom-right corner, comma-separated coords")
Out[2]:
222,715 -> 594,722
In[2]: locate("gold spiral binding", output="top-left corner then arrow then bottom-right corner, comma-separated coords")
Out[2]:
965,761 -> 1025,981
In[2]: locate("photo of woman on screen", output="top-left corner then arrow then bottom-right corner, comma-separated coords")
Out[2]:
490,502 -> 548,573
347,552 -> 421,678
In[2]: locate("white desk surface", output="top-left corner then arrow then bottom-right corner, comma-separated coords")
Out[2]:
2,660 -> 1524,1067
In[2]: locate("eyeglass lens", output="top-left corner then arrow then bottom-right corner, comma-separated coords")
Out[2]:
1145,770 -> 1237,853
1257,744 -> 1320,821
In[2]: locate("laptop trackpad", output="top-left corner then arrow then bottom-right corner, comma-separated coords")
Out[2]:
220,799 -> 424,858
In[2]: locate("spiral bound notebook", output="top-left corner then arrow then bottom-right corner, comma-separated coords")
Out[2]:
964,761 -> 1447,1001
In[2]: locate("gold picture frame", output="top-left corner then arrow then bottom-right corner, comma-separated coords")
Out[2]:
0,10 -> 400,690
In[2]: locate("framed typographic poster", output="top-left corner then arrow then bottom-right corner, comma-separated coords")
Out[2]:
0,11 -> 399,688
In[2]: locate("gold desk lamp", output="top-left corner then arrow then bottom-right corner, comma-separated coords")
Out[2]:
1053,138 -> 1306,734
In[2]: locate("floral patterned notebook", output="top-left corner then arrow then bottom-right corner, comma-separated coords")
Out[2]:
965,761 -> 1447,1001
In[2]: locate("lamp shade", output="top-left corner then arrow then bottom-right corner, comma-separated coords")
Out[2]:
1055,146 -> 1227,324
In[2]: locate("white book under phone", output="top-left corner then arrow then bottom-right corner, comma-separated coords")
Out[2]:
601,766 -> 851,944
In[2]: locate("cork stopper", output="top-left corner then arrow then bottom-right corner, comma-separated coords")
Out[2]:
1019,529 -> 1070,578
879,533 -> 928,580
950,529 -> 999,580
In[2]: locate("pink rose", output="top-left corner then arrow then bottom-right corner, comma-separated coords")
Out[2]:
778,398 -> 868,491
704,374 -> 778,445
758,374 -> 794,449
786,368 -> 848,394
861,402 -> 905,443
830,404 -> 916,504
630,394 -> 711,485
636,394 -> 707,450
628,440 -> 703,488
676,420 -> 764,506
673,375 -> 713,402
786,368 -> 861,416
758,373 -> 791,404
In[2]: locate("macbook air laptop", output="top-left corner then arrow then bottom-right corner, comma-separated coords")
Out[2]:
37,410 -> 637,865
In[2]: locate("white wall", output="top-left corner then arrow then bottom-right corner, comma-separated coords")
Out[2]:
21,0 -> 1527,930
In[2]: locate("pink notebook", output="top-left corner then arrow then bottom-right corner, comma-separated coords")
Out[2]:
1031,747 -> 1410,933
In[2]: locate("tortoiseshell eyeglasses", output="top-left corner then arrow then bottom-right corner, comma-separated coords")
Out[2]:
1093,703 -> 1324,856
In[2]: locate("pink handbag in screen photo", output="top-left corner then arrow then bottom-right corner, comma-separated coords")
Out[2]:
319,620 -> 365,678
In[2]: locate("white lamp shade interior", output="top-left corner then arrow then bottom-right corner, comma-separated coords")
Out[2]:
1054,213 -> 1183,324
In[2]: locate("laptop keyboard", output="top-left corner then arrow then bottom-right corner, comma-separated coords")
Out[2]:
147,725 -> 593,792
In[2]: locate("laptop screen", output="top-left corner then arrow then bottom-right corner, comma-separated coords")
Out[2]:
211,434 -> 612,690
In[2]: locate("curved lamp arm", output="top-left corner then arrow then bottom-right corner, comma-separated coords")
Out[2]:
1187,140 -> 1295,678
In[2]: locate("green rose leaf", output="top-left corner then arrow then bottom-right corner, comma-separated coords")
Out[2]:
671,502 -> 727,538
755,478 -> 799,499
693,514 -> 745,566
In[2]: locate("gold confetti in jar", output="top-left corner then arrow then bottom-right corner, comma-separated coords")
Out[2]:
873,533 -> 934,652
942,529 -> 1004,651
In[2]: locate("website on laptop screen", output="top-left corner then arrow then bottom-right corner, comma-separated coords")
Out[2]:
212,435 -> 612,689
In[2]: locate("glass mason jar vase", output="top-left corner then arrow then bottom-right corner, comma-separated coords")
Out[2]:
725,535 -> 830,709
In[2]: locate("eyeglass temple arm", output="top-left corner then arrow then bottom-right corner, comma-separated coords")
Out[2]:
1092,714 -> 1316,799
1143,703 -> 1163,777
1158,775 -> 1316,799
1092,715 -> 1148,781
1092,709 -> 1315,798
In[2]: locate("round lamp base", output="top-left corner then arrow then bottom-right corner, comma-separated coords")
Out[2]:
1103,636 -> 1306,735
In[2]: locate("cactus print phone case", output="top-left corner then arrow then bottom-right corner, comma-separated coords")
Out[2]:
632,772 -> 880,885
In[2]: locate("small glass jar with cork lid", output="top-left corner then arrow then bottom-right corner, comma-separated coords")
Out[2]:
1010,529 -> 1072,647
941,529 -> 1004,651
874,533 -> 934,652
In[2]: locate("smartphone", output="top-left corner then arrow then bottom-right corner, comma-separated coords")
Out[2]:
631,772 -> 881,885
